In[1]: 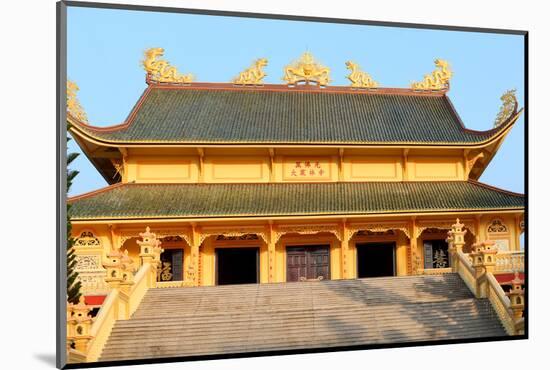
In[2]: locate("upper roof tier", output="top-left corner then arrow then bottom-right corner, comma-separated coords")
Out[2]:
69,82 -> 520,146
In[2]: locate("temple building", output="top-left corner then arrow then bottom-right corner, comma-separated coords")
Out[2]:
65,50 -> 525,363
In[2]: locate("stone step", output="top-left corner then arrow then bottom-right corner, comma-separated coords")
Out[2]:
99,274 -> 506,362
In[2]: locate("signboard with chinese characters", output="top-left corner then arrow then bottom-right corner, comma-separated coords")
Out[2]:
283,157 -> 333,181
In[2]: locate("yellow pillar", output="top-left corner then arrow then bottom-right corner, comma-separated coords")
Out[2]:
267,223 -> 276,283
340,220 -> 351,279
190,224 -> 201,286
409,218 -> 418,275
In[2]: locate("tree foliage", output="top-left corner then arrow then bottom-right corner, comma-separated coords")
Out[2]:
67,132 -> 82,305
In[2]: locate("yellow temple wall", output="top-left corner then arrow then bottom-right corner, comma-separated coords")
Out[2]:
123,148 -> 466,183
70,211 -> 522,292
126,155 -> 199,183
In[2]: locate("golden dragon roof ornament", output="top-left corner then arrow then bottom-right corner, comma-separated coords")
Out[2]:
283,52 -> 330,87
142,47 -> 194,84
66,80 -> 88,123
345,61 -> 378,89
411,59 -> 452,90
232,58 -> 268,85
494,89 -> 518,128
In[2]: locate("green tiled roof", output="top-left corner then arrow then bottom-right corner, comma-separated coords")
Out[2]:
69,181 -> 524,220
76,87 -> 501,144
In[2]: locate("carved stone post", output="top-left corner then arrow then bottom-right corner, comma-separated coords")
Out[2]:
507,271 -> 525,322
447,219 -> 466,273
119,249 -> 135,292
67,296 -> 93,354
470,240 -> 498,297
103,250 -> 124,289
137,227 -> 163,286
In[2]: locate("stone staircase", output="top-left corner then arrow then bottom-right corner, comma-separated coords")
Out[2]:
99,274 -> 506,361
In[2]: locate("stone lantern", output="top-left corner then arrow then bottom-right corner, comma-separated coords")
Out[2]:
447,218 -> 465,272
507,271 -> 525,321
471,240 -> 498,276
447,218 -> 465,253
138,227 -> 163,267
67,296 -> 93,354
103,249 -> 123,289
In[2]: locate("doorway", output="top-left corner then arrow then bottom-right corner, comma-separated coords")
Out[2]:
356,242 -> 395,278
216,247 -> 259,285
286,245 -> 330,282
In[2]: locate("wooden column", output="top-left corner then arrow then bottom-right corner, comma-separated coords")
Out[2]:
269,149 -> 275,182
190,223 -> 201,286
340,220 -> 350,279
402,149 -> 409,180
475,214 -> 482,243
197,148 -> 205,183
267,222 -> 277,283
515,214 -> 522,251
338,148 -> 345,181
409,217 -> 418,274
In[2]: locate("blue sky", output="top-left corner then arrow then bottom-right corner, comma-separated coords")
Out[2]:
67,6 -> 525,196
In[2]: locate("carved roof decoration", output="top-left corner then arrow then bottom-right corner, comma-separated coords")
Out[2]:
67,80 -> 88,123
142,47 -> 194,84
411,59 -> 452,91
346,61 -> 378,89
283,52 -> 331,87
232,58 -> 268,86
494,89 -> 518,128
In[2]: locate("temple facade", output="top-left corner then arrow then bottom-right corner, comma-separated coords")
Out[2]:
67,50 -> 524,302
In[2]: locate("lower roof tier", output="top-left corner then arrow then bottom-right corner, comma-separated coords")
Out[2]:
68,181 -> 524,221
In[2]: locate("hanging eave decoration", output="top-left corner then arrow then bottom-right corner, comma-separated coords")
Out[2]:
282,52 -> 331,87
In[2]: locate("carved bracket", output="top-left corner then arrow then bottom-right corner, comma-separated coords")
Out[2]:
348,222 -> 411,240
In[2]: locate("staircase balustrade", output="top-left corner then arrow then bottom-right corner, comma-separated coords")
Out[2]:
67,227 -> 164,363
447,219 -> 524,336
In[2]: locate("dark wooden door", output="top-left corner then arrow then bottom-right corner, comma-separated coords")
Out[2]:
159,249 -> 183,281
287,245 -> 330,282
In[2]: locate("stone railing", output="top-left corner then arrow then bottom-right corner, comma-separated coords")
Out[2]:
67,227 -> 164,364
486,273 -> 516,335
455,251 -> 477,295
495,251 -> 524,273
446,219 -> 524,336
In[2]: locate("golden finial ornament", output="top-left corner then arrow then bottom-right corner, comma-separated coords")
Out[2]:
142,47 -> 194,84
233,58 -> 268,85
411,59 -> 452,90
283,52 -> 330,87
494,89 -> 518,128
66,80 -> 88,123
345,61 -> 378,89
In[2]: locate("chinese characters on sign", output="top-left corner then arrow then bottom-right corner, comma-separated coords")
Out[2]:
284,158 -> 331,180
290,160 -> 325,177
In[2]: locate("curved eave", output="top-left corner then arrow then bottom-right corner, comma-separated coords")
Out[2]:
68,110 -> 520,150
468,109 -> 523,180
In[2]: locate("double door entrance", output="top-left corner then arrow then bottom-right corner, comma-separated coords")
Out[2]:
286,245 -> 330,282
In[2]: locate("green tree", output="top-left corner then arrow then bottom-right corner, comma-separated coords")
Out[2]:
66,132 -> 82,304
